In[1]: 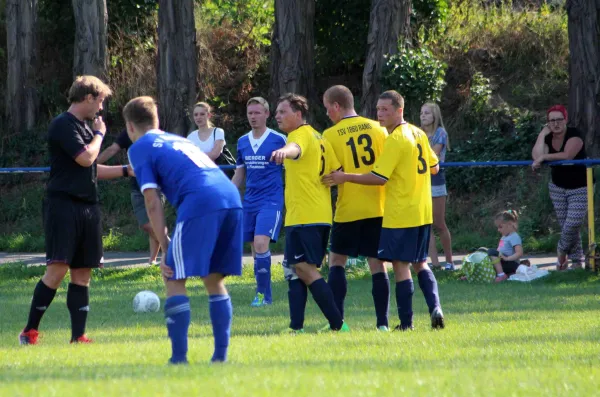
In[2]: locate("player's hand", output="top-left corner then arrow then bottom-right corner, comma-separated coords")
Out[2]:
160,256 -> 173,278
127,164 -> 135,177
540,125 -> 551,137
531,156 -> 544,170
322,170 -> 345,186
92,115 -> 107,134
270,149 -> 286,165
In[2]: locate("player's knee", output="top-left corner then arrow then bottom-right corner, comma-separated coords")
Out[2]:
368,258 -> 385,274
329,252 -> 347,267
253,236 -> 270,253
69,268 -> 92,286
433,219 -> 447,232
43,263 -> 69,288
141,223 -> 154,235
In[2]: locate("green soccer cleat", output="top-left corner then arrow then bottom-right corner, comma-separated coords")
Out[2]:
377,325 -> 390,332
250,293 -> 265,307
318,321 -> 350,333
284,328 -> 305,335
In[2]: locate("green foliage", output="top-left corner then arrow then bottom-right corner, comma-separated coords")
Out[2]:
381,46 -> 447,119
315,0 -> 370,75
199,0 -> 274,48
412,0 -> 449,40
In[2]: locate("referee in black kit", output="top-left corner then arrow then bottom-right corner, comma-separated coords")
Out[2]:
19,76 -> 133,345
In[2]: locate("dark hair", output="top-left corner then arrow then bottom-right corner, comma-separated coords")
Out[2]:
547,104 -> 568,120
496,209 -> 519,223
123,96 -> 159,128
277,93 -> 309,119
379,90 -> 405,109
68,75 -> 112,104
324,85 -> 354,110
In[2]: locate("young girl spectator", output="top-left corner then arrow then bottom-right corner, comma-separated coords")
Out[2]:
187,102 -> 226,161
487,210 -> 523,282
420,102 -> 453,270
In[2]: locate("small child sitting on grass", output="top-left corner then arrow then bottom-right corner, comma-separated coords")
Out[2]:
487,210 -> 523,282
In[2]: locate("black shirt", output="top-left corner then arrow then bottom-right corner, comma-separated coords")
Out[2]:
46,112 -> 98,203
115,129 -> 140,191
544,127 -> 587,189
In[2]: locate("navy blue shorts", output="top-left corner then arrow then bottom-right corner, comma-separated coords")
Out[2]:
166,208 -> 243,279
330,217 -> 383,258
284,225 -> 330,266
243,207 -> 283,243
377,225 -> 431,263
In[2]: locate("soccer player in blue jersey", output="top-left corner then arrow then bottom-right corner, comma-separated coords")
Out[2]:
124,97 -> 243,364
232,97 -> 286,307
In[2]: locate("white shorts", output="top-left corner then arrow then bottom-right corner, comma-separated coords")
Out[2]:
432,184 -> 447,198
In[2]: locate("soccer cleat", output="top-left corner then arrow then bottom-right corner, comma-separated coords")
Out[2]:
444,263 -> 456,271
168,358 -> 189,365
431,306 -> 445,329
393,324 -> 414,332
70,334 -> 93,344
284,328 -> 305,335
250,293 -> 266,307
318,321 -> 350,333
377,325 -> 390,332
19,329 -> 39,345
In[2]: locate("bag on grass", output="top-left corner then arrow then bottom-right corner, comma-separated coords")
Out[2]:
462,248 -> 496,283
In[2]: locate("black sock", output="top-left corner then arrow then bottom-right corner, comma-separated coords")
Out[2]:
417,269 -> 440,315
327,266 -> 347,319
24,280 -> 57,331
395,279 -> 414,329
308,278 -> 343,330
371,272 -> 390,328
67,283 -> 89,340
288,279 -> 308,330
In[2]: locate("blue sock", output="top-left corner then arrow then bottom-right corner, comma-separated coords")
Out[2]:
164,295 -> 191,364
288,279 -> 307,330
209,294 -> 232,362
308,278 -> 343,330
372,272 -> 390,328
395,279 -> 414,329
255,251 -> 272,302
417,269 -> 441,315
327,266 -> 347,319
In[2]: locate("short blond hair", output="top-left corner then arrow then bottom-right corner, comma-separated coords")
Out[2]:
123,96 -> 158,128
247,96 -> 269,112
323,85 -> 354,110
68,75 -> 112,104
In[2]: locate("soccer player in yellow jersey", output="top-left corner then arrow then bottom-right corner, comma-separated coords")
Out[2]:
321,85 -> 391,330
270,93 -> 348,333
324,90 -> 445,330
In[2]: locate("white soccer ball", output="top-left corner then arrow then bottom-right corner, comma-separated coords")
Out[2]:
133,291 -> 161,313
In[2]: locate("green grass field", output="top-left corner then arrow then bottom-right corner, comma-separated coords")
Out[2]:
1,263 -> 599,396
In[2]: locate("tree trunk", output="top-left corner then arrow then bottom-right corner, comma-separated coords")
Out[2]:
269,0 -> 316,116
157,0 -> 197,135
360,0 -> 411,119
566,0 -> 600,157
72,0 -> 107,78
6,0 -> 37,134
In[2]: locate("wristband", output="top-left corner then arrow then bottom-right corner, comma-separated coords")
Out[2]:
94,130 -> 104,138
122,165 -> 129,177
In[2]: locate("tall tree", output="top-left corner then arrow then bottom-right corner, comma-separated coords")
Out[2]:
157,0 -> 197,135
72,0 -> 108,78
6,0 -> 38,133
360,0 -> 411,119
269,0 -> 316,114
566,0 -> 600,157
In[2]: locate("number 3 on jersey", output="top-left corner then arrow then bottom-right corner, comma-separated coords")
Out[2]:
416,143 -> 427,174
346,134 -> 375,168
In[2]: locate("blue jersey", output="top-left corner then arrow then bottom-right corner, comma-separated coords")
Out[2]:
236,129 -> 286,211
128,130 -> 241,221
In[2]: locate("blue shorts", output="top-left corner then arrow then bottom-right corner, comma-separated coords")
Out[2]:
284,225 -> 330,266
243,208 -> 283,243
166,208 -> 243,279
377,225 -> 431,263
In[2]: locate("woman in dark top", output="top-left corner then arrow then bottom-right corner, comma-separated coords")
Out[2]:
532,104 -> 587,270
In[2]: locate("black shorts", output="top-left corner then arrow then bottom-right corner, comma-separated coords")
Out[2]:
284,225 -> 330,266
500,259 -> 520,275
378,225 -> 431,263
330,217 -> 383,258
43,196 -> 103,268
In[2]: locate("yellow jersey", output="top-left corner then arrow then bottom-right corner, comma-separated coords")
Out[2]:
323,116 -> 388,222
371,123 -> 438,228
284,124 -> 341,226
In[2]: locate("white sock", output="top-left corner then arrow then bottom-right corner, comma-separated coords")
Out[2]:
497,272 -> 505,277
